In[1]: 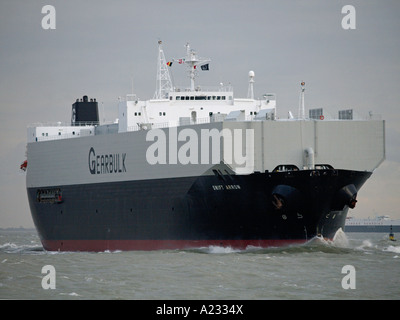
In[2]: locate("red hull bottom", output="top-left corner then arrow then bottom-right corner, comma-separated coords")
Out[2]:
41,239 -> 308,252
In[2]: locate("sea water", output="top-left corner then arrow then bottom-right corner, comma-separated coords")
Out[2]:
1,228 -> 399,301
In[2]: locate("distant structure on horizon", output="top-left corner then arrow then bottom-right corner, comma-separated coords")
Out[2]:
345,215 -> 400,232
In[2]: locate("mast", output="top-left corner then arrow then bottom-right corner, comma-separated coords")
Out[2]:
298,81 -> 306,119
154,40 -> 173,99
183,43 -> 210,91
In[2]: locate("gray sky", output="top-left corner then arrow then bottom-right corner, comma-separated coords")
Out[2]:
1,0 -> 399,227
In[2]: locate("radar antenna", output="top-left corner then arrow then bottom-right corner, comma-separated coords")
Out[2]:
247,71 -> 255,99
154,40 -> 174,99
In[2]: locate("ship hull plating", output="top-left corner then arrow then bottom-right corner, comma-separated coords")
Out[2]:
27,169 -> 371,251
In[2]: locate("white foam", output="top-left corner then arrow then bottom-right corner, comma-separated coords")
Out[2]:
354,239 -> 375,251
0,242 -> 18,249
384,245 -> 400,254
0,242 -> 42,253
308,228 -> 350,248
331,228 -> 349,248
59,292 -> 81,297
205,245 -> 240,254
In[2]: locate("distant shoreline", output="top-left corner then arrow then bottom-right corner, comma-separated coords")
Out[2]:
0,227 -> 36,231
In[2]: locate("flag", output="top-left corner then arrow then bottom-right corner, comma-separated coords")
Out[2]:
166,61 -> 173,67
201,63 -> 209,71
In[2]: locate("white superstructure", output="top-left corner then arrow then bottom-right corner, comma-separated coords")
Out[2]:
118,41 -> 276,133
26,41 -> 385,181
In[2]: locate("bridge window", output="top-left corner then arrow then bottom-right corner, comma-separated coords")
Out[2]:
273,165 -> 299,172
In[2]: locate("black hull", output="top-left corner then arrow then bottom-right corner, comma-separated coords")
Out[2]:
27,169 -> 371,251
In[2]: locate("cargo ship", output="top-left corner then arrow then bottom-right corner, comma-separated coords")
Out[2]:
24,41 -> 385,251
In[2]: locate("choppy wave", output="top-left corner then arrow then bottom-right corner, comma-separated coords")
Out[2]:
0,242 -> 44,254
186,235 -> 352,255
384,245 -> 400,254
1,228 -> 399,258
182,228 -> 400,257
1,229 -> 399,300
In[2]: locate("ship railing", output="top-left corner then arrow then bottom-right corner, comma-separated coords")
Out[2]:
31,110 -> 383,141
119,94 -> 139,102
305,109 -> 382,121
125,114 -> 302,132
35,132 -> 89,142
172,85 -> 233,93
28,121 -> 103,127
126,116 -> 226,132
28,121 -> 71,127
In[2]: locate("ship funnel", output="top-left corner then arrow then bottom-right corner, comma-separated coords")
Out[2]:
71,95 -> 99,126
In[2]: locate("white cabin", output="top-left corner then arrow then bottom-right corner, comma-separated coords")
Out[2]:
117,41 -> 276,133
